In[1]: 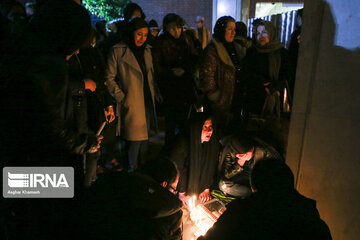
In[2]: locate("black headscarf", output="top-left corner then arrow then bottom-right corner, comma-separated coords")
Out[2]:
125,18 -> 154,120
187,113 -> 221,194
124,17 -> 149,49
213,16 -> 242,85
213,16 -> 235,43
28,0 -> 92,56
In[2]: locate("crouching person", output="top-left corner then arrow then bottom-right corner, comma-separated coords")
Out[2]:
218,134 -> 282,198
83,158 -> 183,240
199,159 -> 332,240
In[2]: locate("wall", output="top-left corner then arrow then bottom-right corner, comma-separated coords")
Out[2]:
286,0 -> 360,239
133,0 -> 213,31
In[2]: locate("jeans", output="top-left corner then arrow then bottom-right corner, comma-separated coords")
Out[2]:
219,179 -> 252,198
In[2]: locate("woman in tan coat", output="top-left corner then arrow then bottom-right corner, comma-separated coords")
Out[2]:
106,18 -> 159,171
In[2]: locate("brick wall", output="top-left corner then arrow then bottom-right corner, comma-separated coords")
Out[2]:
133,0 -> 213,31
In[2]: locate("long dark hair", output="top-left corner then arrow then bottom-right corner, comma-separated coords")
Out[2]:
124,17 -> 149,48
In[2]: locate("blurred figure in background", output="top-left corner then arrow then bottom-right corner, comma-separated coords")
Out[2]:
234,21 -> 252,49
153,13 -> 201,145
147,19 -> 160,46
194,15 -> 211,49
288,8 -> 303,102
25,1 -> 36,17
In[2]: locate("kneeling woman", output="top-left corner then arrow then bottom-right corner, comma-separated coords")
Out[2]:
165,113 -> 221,205
106,18 -> 159,171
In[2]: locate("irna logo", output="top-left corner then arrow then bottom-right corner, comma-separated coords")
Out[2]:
8,172 -> 69,188
3,167 -> 74,198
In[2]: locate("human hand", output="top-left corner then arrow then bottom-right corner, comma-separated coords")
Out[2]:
179,192 -> 190,207
105,106 -> 115,123
172,68 -> 185,77
87,135 -> 103,153
265,87 -> 271,95
274,91 -> 280,97
199,189 -> 211,203
84,79 -> 96,92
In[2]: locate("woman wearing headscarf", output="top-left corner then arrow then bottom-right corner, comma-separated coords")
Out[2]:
200,16 -> 246,135
165,113 -> 221,205
243,21 -> 293,117
106,18 -> 159,172
152,13 -> 201,145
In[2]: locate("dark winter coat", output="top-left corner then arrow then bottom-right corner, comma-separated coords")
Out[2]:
243,46 -> 293,114
218,136 -> 283,188
152,31 -> 200,107
200,190 -> 332,240
66,54 -> 89,134
83,172 -> 183,240
200,38 -> 245,114
77,46 -> 114,131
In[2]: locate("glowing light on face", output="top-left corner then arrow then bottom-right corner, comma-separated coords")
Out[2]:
133,27 -> 148,47
224,21 -> 236,43
201,119 -> 213,143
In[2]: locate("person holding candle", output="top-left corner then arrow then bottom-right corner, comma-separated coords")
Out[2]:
165,113 -> 221,206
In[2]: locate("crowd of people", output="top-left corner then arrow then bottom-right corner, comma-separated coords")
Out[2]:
0,0 -> 331,239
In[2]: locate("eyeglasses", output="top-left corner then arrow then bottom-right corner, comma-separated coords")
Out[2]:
168,186 -> 178,194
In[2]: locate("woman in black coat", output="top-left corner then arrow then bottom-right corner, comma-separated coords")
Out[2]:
152,13 -> 201,145
165,113 -> 221,205
243,21 -> 293,117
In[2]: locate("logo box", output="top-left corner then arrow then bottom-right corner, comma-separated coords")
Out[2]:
3,167 -> 74,198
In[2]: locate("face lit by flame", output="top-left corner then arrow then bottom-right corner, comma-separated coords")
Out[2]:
133,27 -> 148,47
201,119 -> 213,143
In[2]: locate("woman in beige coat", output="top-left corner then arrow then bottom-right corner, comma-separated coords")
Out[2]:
106,18 -> 159,171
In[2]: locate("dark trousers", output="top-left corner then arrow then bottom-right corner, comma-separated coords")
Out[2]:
164,103 -> 191,145
84,151 -> 100,188
219,179 -> 252,198
127,107 -> 151,172
127,140 -> 149,171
